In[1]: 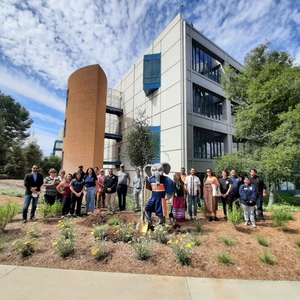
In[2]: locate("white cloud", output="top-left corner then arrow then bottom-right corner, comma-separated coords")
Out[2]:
29,110 -> 63,126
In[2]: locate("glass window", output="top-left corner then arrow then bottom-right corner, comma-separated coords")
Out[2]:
143,53 -> 161,95
193,84 -> 223,120
194,127 -> 225,159
192,42 -> 222,84
149,126 -> 160,163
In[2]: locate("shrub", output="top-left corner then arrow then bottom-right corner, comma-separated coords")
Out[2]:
53,219 -> 76,257
270,209 -> 293,228
26,226 -> 39,238
106,217 -> 120,226
91,240 -> 108,260
216,253 -> 233,264
295,239 -> 300,248
12,236 -> 37,257
168,237 -> 194,265
0,233 -> 7,248
194,219 -> 203,233
38,201 -> 62,218
188,235 -> 202,246
150,224 -> 170,244
0,187 -> 24,197
259,250 -> 276,265
227,205 -> 243,226
116,222 -> 134,243
132,236 -> 151,260
257,236 -> 269,247
0,199 -> 19,231
91,224 -> 108,241
219,236 -> 236,247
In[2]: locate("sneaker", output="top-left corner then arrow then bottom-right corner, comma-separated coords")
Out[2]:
252,223 -> 257,228
30,217 -> 37,221
244,221 -> 248,226
208,216 -> 213,222
22,219 -> 27,223
213,216 -> 219,221
76,215 -> 83,218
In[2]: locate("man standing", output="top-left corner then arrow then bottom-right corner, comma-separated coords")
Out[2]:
249,169 -> 267,221
116,164 -> 131,211
22,165 -> 44,223
96,169 -> 106,209
184,168 -> 201,220
229,169 -> 242,206
73,165 -> 85,180
132,168 -> 142,212
104,168 -> 118,214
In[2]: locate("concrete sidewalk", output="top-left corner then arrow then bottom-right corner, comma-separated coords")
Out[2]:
0,265 -> 299,300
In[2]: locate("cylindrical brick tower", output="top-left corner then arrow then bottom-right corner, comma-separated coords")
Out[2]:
62,64 -> 107,173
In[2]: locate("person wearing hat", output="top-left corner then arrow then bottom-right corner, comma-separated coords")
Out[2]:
116,164 -> 131,211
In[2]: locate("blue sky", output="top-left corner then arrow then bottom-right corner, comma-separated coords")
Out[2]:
1,0 -> 299,155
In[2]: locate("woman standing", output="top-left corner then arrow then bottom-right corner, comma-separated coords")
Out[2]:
56,173 -> 72,217
70,172 -> 85,218
172,172 -> 185,222
43,168 -> 59,205
203,168 -> 220,222
218,170 -> 232,220
56,170 -> 66,202
84,167 -> 98,214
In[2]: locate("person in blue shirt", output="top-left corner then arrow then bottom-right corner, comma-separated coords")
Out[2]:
229,169 -> 242,206
239,176 -> 257,228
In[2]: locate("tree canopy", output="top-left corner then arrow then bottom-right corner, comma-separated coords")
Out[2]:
0,91 -> 33,146
219,43 -> 300,204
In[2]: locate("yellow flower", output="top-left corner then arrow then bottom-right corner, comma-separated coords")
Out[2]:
128,241 -> 132,244
186,243 -> 192,248
52,241 -> 58,245
167,240 -> 172,244
175,240 -> 179,244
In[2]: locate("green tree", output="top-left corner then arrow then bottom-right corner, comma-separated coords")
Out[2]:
122,110 -> 156,204
23,140 -> 44,171
40,155 -> 62,176
0,91 -> 33,146
4,146 -> 27,179
123,110 -> 156,170
221,43 -> 300,204
0,113 -> 7,173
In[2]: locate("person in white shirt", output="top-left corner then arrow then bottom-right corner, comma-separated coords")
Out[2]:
184,168 -> 201,220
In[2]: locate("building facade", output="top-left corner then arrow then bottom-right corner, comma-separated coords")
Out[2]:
103,13 -> 243,179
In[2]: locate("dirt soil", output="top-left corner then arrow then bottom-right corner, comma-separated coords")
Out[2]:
0,180 -> 300,280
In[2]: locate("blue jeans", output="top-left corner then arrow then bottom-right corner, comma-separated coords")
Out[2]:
85,186 -> 95,212
255,194 -> 263,219
187,194 -> 198,217
22,194 -> 39,220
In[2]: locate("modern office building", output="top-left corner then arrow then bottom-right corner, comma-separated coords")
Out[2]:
102,13 -> 243,180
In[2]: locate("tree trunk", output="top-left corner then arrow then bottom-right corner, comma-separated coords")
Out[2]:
268,182 -> 276,206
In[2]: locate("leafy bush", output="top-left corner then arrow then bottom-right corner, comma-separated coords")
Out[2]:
38,201 -> 62,218
259,250 -> 276,265
26,226 -> 39,238
270,209 -> 293,228
91,224 -> 108,240
132,236 -> 151,261
91,240 -> 108,260
188,234 -> 202,246
194,219 -> 203,233
219,236 -> 236,247
106,217 -> 120,226
53,219 -> 76,257
265,204 -> 300,213
295,239 -> 300,248
216,253 -> 233,264
150,224 -> 170,244
227,205 -> 243,226
0,199 -> 19,231
0,187 -> 24,198
168,236 -> 194,265
116,222 -> 134,243
257,236 -> 269,247
12,236 -> 37,257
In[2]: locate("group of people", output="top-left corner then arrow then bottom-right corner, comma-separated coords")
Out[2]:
22,163 -> 266,228
172,167 -> 266,228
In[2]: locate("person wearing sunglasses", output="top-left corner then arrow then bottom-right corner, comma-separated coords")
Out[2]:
22,165 -> 44,223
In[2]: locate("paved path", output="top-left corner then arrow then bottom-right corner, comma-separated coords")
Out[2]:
0,265 -> 299,300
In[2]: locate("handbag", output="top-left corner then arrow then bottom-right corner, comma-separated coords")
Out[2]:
212,184 -> 222,197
